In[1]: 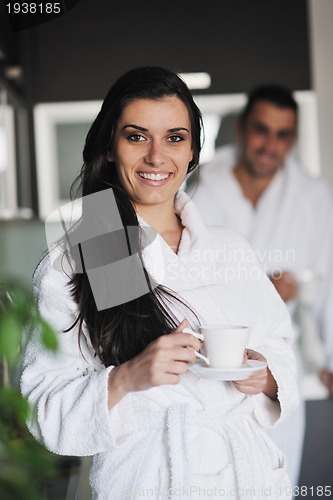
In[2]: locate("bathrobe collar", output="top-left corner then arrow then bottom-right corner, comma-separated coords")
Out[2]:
139,190 -> 215,292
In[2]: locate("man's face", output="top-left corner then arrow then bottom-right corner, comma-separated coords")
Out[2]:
238,100 -> 297,178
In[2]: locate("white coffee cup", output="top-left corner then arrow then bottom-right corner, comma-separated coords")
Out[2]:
183,324 -> 250,369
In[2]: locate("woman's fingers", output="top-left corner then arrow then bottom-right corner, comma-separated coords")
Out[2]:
164,332 -> 201,351
155,324 -> 202,352
150,336 -> 200,367
233,348 -> 268,395
173,318 -> 189,333
121,321 -> 201,392
246,348 -> 266,362
233,369 -> 267,395
166,360 -> 191,375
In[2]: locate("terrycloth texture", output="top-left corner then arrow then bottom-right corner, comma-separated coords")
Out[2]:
192,144 -> 333,371
191,144 -> 333,487
21,190 -> 299,499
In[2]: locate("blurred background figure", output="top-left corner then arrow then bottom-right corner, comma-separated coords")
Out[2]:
190,84 -> 333,489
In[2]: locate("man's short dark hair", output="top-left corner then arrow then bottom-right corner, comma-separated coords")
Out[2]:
240,84 -> 298,127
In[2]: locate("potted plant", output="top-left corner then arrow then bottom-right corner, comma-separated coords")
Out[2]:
0,278 -> 58,500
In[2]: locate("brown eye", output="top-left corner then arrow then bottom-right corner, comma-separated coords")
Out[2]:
127,134 -> 144,142
168,135 -> 184,143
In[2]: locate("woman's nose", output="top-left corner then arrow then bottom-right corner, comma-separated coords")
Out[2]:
144,142 -> 166,166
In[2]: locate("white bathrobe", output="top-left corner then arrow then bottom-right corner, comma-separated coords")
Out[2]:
21,191 -> 299,499
191,144 -> 333,487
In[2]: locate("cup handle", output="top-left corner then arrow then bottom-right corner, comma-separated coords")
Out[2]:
182,327 -> 204,341
191,349 -> 210,365
182,327 -> 209,365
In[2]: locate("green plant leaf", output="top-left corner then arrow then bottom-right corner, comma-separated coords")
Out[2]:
0,313 -> 21,362
0,278 -> 59,498
39,319 -> 58,351
6,285 -> 29,314
0,388 -> 30,424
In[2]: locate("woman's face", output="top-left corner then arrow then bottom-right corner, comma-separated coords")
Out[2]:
108,96 -> 193,214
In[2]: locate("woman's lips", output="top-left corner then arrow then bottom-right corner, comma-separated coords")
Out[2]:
136,172 -> 173,186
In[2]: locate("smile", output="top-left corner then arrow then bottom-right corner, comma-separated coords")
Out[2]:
138,172 -> 171,181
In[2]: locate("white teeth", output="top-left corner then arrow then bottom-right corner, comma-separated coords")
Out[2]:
139,172 -> 169,180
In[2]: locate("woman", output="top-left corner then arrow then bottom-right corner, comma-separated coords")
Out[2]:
21,67 -> 299,499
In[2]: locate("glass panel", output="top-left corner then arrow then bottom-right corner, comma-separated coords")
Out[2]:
0,83 -> 33,219
0,87 -> 16,217
55,122 -> 91,200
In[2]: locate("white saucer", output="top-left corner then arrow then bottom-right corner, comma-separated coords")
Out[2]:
188,359 -> 267,381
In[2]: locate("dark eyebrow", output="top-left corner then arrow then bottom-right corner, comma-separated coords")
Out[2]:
122,124 -> 148,132
168,127 -> 190,133
122,124 -> 190,133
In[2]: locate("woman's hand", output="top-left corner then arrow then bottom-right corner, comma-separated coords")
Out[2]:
233,349 -> 278,400
107,319 -> 201,408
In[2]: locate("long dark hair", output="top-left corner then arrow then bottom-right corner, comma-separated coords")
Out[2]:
67,66 -> 203,367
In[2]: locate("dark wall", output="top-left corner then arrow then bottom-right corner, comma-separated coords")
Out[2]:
0,4 -> 19,63
0,0 -> 312,214
299,400 -> 333,491
1,0 -> 311,103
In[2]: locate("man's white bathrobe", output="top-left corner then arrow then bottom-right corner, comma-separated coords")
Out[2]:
192,144 -> 333,487
21,191 -> 299,499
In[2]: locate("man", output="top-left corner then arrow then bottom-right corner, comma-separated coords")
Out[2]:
191,84 -> 333,488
